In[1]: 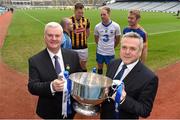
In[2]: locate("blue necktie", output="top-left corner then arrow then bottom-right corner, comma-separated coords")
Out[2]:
114,64 -> 127,80
114,64 -> 127,119
54,55 -> 61,75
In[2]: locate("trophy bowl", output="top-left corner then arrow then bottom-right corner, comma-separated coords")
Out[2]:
69,72 -> 112,116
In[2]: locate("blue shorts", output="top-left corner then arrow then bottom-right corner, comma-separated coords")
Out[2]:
96,53 -> 115,64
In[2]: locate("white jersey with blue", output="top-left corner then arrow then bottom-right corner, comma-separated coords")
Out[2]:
94,21 -> 121,56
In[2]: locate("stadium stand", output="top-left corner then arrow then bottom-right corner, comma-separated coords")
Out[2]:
139,2 -> 164,11
11,0 -> 31,7
1,0 -> 108,7
165,3 -> 180,13
106,1 -> 180,13
150,2 -> 178,12
0,5 -> 8,15
1,0 -> 180,14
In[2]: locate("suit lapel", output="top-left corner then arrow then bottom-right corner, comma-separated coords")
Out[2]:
113,60 -> 122,79
124,61 -> 142,85
43,49 -> 57,78
61,48 -> 68,70
108,59 -> 122,79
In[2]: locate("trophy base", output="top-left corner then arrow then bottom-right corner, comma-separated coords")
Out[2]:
73,102 -> 100,116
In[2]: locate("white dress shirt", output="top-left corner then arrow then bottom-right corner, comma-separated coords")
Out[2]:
47,48 -> 65,75
47,48 -> 65,94
113,60 -> 139,85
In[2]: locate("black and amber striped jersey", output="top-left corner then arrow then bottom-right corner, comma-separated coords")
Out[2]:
70,16 -> 90,49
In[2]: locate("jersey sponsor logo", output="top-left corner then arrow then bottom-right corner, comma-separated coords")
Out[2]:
100,30 -> 103,33
74,28 -> 86,34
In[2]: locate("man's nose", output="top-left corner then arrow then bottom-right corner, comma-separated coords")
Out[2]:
52,35 -> 56,40
125,48 -> 130,54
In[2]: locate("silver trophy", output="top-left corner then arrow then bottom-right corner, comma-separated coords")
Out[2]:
69,72 -> 112,116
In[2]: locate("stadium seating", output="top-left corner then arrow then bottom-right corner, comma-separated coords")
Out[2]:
1,0 -> 180,14
165,3 -> 180,13
1,0 -> 107,7
139,2 -> 164,11
0,6 -> 8,15
106,1 -> 180,13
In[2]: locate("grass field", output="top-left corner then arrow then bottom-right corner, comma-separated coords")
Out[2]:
1,9 -> 180,73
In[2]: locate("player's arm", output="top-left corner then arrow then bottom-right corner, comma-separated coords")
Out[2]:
114,35 -> 121,48
94,35 -> 99,44
141,42 -> 147,63
86,28 -> 90,39
114,24 -> 121,48
94,24 -> 99,44
86,19 -> 90,39
141,34 -> 148,63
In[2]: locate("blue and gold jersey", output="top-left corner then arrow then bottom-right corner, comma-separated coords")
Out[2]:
123,25 -> 147,43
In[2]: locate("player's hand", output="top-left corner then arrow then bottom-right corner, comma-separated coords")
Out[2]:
52,79 -> 65,92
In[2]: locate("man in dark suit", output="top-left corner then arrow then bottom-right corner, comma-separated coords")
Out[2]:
101,32 -> 158,119
28,22 -> 82,119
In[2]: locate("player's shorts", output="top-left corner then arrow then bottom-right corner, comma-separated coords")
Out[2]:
73,48 -> 88,61
96,53 -> 114,64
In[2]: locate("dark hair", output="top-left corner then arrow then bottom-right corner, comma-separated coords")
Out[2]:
74,2 -> 84,10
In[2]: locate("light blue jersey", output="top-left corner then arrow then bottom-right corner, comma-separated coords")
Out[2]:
61,32 -> 72,49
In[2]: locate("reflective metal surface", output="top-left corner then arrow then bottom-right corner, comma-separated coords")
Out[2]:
73,102 -> 100,116
69,72 -> 112,116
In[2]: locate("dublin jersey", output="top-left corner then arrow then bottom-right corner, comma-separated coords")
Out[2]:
123,26 -> 147,43
94,21 -> 121,56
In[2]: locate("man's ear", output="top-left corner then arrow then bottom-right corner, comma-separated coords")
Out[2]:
136,18 -> 140,23
138,49 -> 143,57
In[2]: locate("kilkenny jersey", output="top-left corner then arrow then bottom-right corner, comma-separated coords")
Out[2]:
70,16 -> 90,49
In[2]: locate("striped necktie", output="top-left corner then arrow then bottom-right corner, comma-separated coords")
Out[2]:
54,55 -> 61,75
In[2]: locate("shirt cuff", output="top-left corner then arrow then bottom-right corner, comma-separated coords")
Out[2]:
50,82 -> 55,95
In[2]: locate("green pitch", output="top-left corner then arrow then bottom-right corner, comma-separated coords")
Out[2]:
1,9 -> 180,73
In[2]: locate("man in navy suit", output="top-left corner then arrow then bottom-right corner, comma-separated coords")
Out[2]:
101,32 -> 158,119
28,22 -> 82,119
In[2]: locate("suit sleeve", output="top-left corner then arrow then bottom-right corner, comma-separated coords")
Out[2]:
28,58 -> 53,97
121,76 -> 158,118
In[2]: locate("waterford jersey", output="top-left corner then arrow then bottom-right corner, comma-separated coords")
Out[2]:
70,16 -> 90,49
94,21 -> 121,56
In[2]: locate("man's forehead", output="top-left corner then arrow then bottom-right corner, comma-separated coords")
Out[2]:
101,9 -> 108,14
75,9 -> 83,12
122,37 -> 139,44
46,26 -> 61,31
46,28 -> 61,34
128,14 -> 136,18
